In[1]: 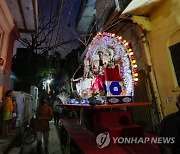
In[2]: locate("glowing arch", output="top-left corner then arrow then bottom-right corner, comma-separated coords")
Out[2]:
84,32 -> 138,96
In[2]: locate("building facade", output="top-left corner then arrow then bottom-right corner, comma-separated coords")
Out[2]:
0,0 -> 19,99
144,0 -> 180,116
122,0 -> 180,116
0,0 -> 38,100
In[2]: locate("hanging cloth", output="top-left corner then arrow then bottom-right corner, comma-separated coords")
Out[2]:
104,65 -> 122,81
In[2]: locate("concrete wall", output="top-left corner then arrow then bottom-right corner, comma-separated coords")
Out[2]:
147,0 -> 180,116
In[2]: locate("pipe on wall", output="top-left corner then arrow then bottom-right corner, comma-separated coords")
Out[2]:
140,32 -> 164,120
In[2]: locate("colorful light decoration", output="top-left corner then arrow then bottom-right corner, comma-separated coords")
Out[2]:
85,32 -> 138,96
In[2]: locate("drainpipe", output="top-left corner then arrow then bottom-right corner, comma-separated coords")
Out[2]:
141,33 -> 164,120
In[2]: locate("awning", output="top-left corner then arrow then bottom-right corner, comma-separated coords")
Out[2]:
7,0 -> 38,33
122,0 -> 163,16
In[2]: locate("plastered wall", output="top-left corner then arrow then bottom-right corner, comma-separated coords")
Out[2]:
147,0 -> 180,116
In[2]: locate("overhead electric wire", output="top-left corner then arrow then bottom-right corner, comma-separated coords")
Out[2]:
53,0 -> 65,52
75,19 -> 97,47
39,0 -> 65,54
38,0 -> 50,24
54,0 -> 76,53
64,0 -> 75,27
45,0 -> 55,72
47,0 -> 54,48
47,0 -> 61,51
37,0 -> 61,41
86,20 -> 97,45
58,0 -> 75,41
39,0 -> 62,54
102,14 -> 131,32
102,0 -> 151,32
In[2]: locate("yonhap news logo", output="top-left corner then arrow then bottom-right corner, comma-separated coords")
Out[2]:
96,132 -> 175,149
96,132 -> 110,148
112,137 -> 175,144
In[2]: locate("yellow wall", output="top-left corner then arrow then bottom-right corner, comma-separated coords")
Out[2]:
147,0 -> 180,116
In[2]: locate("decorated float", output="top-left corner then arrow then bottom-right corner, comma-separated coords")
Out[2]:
60,32 -> 160,154
71,32 -> 138,105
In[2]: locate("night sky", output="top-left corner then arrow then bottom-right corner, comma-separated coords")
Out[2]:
38,0 -> 82,57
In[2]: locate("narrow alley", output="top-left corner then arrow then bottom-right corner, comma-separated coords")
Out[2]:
21,121 -> 62,154
0,0 -> 180,154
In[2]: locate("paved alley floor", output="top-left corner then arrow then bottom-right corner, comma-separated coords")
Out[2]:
0,128 -> 20,154
48,122 -> 62,154
22,121 -> 62,154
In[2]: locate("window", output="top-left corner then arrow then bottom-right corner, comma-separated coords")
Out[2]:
169,42 -> 180,86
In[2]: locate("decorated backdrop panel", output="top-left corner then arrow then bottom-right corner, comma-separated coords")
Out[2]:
76,32 -> 138,99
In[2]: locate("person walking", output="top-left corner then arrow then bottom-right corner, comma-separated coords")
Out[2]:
3,90 -> 14,136
53,96 -> 62,126
36,97 -> 53,154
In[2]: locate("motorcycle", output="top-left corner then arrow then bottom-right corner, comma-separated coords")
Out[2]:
23,112 -> 36,144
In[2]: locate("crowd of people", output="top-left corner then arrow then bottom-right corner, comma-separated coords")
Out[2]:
0,90 -> 66,153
